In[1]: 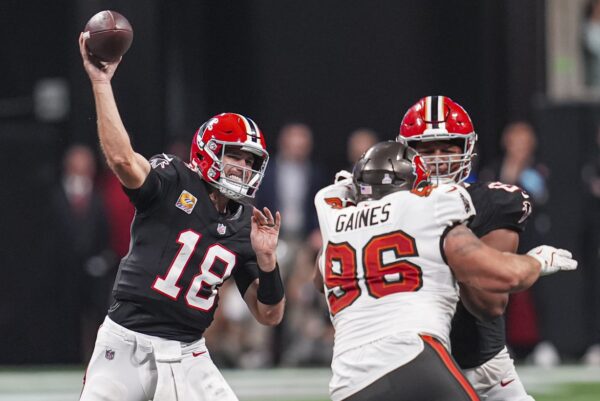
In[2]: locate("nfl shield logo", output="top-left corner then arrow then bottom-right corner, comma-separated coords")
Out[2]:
105,349 -> 115,360
217,223 -> 227,235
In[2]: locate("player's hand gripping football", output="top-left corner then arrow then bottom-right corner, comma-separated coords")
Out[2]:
79,32 -> 121,84
527,245 -> 578,276
251,207 -> 281,272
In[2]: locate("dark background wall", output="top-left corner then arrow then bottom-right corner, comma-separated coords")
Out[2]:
1,0 -> 592,363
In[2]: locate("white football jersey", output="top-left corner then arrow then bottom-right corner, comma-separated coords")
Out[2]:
315,182 -> 475,356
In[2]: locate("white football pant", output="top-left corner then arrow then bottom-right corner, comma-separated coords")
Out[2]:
80,316 -> 239,401
463,347 -> 535,401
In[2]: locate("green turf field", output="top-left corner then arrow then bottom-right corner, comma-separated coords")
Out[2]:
531,383 -> 600,401
0,365 -> 598,400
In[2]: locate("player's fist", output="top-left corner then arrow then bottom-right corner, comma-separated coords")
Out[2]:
527,245 -> 578,276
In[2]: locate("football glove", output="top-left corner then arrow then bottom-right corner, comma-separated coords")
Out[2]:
334,170 -> 352,183
527,245 -> 578,276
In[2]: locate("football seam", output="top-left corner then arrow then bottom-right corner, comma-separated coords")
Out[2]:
86,29 -> 132,35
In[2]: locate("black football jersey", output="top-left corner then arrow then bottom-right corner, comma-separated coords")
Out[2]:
108,154 -> 259,342
450,181 -> 532,369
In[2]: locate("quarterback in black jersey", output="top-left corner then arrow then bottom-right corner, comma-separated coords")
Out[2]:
78,34 -> 284,401
398,96 -> 538,401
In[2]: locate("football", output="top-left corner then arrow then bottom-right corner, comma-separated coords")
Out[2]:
83,10 -> 133,62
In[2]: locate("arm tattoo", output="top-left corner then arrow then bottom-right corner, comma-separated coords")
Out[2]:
447,225 -> 483,256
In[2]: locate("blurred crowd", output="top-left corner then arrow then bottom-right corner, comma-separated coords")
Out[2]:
54,120 -> 600,368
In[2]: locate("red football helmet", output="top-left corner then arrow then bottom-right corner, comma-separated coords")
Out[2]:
397,96 -> 477,183
190,113 -> 269,201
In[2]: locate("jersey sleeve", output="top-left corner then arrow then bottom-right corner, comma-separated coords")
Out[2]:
434,184 -> 476,227
122,153 -> 179,212
314,178 -> 357,211
233,258 -> 259,297
468,182 -> 532,236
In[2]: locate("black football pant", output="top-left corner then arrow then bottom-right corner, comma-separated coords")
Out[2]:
344,335 -> 480,401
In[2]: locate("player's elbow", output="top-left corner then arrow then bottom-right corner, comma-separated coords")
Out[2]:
260,314 -> 283,326
466,297 -> 507,321
257,299 -> 285,326
261,315 -> 283,326
460,288 -> 508,322
106,154 -> 134,173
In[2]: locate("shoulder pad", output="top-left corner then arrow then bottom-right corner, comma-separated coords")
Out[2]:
315,181 -> 357,211
433,184 -> 475,227
149,153 -> 175,170
467,181 -> 533,234
147,153 -> 186,184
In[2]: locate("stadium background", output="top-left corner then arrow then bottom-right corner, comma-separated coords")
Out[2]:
1,1 -> 599,400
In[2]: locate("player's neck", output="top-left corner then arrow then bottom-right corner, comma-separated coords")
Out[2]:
208,191 -> 229,214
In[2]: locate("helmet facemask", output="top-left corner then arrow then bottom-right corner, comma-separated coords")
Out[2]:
410,136 -> 476,185
202,140 -> 268,201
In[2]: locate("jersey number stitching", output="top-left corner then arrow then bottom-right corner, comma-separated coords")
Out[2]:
324,230 -> 423,316
152,230 -> 236,311
487,182 -> 532,223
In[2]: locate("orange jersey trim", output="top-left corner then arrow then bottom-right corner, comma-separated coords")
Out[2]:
420,334 -> 479,401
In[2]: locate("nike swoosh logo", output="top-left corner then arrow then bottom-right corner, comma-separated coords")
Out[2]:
192,351 -> 207,357
500,379 -> 515,387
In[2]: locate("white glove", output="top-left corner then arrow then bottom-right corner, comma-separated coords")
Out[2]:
334,170 -> 353,183
527,245 -> 578,276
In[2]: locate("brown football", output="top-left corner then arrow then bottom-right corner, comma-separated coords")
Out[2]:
84,10 -> 133,62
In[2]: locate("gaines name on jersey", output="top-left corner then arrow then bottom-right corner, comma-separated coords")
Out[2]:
335,202 -> 391,232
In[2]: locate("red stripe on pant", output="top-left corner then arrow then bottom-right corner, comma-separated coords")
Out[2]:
420,334 -> 479,401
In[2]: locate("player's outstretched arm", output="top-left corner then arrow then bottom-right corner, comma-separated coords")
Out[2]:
244,207 -> 285,326
78,33 -> 150,189
458,229 -> 517,321
445,224 -> 577,293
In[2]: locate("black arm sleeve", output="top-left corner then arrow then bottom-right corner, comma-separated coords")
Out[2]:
233,259 -> 260,297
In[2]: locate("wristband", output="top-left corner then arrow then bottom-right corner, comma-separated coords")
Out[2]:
257,264 -> 285,305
